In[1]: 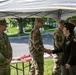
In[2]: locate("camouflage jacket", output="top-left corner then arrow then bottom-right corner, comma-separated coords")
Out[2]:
53,28 -> 64,59
29,27 -> 47,55
0,33 -> 12,65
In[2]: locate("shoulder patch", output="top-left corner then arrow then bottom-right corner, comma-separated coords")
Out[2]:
32,29 -> 39,37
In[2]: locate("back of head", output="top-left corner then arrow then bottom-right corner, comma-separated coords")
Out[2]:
69,18 -> 76,26
58,20 -> 65,30
69,18 -> 76,23
64,22 -> 75,33
58,20 -> 65,24
35,18 -> 43,24
0,19 -> 7,26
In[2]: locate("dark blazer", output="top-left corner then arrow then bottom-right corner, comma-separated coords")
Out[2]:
52,34 -> 76,66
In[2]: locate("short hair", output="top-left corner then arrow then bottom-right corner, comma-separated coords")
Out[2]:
0,19 -> 7,25
58,20 -> 65,24
64,22 -> 75,33
35,18 -> 43,24
69,18 -> 76,24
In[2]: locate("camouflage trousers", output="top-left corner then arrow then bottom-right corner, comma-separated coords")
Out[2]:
30,54 -> 44,75
52,58 -> 61,75
0,65 -> 10,75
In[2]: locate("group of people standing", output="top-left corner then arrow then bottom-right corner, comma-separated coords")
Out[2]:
52,19 -> 76,75
29,18 -> 76,75
0,18 -> 76,75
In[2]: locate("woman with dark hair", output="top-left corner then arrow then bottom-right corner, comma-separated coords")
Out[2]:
50,23 -> 76,75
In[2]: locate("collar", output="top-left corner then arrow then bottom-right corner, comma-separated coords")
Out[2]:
66,33 -> 74,41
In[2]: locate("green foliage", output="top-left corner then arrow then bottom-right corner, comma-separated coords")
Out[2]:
22,18 -> 29,27
22,18 -> 35,27
6,18 -> 18,27
3,18 -> 57,37
6,25 -> 56,37
25,25 -> 32,32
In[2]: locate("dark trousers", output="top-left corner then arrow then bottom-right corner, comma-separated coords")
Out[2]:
61,65 -> 76,75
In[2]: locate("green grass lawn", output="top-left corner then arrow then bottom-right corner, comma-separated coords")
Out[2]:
11,58 -> 54,75
6,27 -> 30,37
7,27 -> 19,35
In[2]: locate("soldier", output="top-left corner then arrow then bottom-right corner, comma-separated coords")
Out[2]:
0,19 -> 12,75
52,20 -> 65,75
69,18 -> 76,33
29,18 -> 50,75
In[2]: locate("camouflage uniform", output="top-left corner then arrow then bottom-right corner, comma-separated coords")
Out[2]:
29,26 -> 47,75
0,33 -> 12,75
52,28 -> 64,75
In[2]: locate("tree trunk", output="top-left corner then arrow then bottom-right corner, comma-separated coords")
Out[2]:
16,18 -> 24,34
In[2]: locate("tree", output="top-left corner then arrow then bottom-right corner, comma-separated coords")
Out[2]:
16,18 -> 24,34
30,18 -> 35,28
6,18 -> 18,27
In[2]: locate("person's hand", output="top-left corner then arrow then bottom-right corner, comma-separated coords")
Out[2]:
47,49 -> 52,54
65,64 -> 70,69
4,58 -> 12,64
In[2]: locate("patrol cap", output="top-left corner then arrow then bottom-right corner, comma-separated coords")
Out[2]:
64,22 -> 75,32
0,19 -> 7,26
35,18 -> 43,24
69,18 -> 76,26
58,20 -> 65,24
69,18 -> 76,24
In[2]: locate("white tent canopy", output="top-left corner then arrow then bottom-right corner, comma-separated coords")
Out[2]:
0,0 -> 76,20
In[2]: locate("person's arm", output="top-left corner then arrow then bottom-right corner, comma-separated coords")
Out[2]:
52,47 -> 62,54
6,37 -> 12,64
3,33 -> 12,64
0,52 -> 6,62
7,36 -> 12,59
0,35 -> 6,62
0,48 -> 11,64
31,30 -> 48,52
